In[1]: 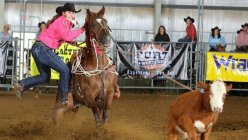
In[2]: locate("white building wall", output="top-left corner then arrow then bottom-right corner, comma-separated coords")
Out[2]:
5,2 -> 248,43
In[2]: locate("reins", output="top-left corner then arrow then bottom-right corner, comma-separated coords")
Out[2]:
71,38 -> 116,77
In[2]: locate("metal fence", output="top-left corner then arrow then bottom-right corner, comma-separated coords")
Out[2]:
0,38 -> 19,89
1,38 -> 248,92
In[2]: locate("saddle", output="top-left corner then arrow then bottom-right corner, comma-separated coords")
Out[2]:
217,45 -> 225,52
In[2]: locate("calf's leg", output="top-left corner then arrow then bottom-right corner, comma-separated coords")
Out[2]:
201,127 -> 212,140
167,120 -> 178,140
179,116 -> 198,140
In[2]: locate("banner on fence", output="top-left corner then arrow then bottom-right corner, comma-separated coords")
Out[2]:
206,52 -> 248,82
0,41 -> 9,77
116,42 -> 189,80
30,42 -> 86,79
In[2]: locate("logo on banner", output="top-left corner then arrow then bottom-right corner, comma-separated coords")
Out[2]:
213,54 -> 247,71
136,44 -> 166,70
206,52 -> 248,82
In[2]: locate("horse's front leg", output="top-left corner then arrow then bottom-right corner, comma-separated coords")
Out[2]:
51,104 -> 68,125
86,92 -> 101,127
102,90 -> 114,124
92,107 -> 101,127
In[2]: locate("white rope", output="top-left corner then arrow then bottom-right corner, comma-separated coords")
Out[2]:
71,39 -> 117,77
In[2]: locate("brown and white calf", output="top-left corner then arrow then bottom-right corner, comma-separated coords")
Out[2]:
167,81 -> 232,140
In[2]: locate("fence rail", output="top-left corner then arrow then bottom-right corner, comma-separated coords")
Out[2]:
1,39 -> 248,92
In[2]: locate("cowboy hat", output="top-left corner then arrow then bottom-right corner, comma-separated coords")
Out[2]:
184,16 -> 194,23
211,26 -> 221,32
237,29 -> 243,34
241,23 -> 248,28
56,2 -> 81,15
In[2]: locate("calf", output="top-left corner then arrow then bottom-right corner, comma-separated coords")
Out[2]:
167,81 -> 232,140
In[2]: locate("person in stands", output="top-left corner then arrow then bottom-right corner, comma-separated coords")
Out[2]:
236,23 -> 248,52
36,21 -> 46,38
208,26 -> 226,52
154,25 -> 170,42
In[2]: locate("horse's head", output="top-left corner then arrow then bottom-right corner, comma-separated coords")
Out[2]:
197,81 -> 232,113
84,6 -> 112,48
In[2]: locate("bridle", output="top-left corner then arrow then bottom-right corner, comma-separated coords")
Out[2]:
88,17 -> 112,49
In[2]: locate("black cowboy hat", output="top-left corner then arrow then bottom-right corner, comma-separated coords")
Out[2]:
184,16 -> 194,23
211,26 -> 221,32
237,29 -> 243,34
241,23 -> 248,28
56,2 -> 81,15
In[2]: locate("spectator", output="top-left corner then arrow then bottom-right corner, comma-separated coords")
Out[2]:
0,24 -> 12,44
36,21 -> 46,38
178,16 -> 197,43
208,26 -> 226,52
236,23 -> 248,52
154,25 -> 170,42
177,16 -> 197,68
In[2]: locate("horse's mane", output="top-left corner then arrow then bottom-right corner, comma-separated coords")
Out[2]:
83,10 -> 98,48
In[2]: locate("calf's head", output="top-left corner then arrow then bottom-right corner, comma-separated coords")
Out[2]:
209,81 -> 232,113
197,81 -> 232,113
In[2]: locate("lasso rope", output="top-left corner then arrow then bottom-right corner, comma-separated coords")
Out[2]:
71,38 -> 118,77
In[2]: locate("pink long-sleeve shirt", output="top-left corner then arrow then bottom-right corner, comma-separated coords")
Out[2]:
37,15 -> 84,49
236,31 -> 248,48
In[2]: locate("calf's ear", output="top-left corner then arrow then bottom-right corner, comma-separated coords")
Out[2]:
197,82 -> 209,89
226,84 -> 232,93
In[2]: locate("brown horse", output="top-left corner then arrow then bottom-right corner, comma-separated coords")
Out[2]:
52,6 -> 120,127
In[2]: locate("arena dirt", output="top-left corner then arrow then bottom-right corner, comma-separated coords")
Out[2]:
0,91 -> 247,140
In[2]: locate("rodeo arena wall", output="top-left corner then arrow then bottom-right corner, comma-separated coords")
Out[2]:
1,0 -> 248,91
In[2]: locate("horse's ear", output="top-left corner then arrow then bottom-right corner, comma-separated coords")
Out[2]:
86,9 -> 91,15
97,6 -> 105,17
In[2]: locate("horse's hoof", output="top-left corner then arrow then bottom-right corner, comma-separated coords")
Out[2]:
96,122 -> 101,128
102,118 -> 108,124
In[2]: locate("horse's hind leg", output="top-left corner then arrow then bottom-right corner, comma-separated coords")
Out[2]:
92,108 -> 101,127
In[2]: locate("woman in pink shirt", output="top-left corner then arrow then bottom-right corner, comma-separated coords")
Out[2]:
15,3 -> 84,107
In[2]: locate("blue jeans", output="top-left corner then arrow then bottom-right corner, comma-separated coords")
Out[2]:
19,42 -> 70,102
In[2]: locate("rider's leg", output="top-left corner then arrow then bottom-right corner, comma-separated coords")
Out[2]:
17,43 -> 51,98
41,48 -> 72,107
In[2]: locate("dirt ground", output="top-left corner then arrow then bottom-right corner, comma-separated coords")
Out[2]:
0,90 -> 247,140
